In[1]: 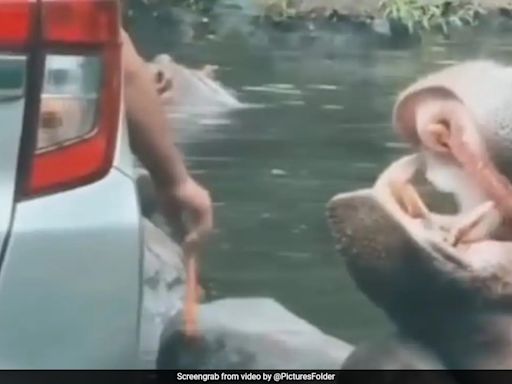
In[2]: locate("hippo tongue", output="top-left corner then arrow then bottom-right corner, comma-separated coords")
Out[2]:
423,152 -> 487,214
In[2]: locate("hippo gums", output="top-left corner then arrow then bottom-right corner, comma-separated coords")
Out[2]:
327,61 -> 512,370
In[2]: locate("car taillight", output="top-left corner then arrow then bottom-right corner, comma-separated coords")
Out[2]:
0,1 -> 34,47
37,55 -> 101,153
9,0 -> 122,198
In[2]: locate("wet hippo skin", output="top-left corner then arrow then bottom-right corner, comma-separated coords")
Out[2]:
328,192 -> 512,370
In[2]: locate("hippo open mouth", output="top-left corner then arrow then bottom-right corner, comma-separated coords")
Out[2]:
374,152 -> 512,271
328,144 -> 512,290
327,153 -> 512,369
327,61 -> 512,309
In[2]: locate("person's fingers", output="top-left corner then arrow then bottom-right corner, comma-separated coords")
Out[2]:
183,229 -> 210,259
183,232 -> 201,257
199,201 -> 214,235
186,194 -> 214,243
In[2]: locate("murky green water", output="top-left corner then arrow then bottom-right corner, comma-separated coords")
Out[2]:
127,7 -> 512,345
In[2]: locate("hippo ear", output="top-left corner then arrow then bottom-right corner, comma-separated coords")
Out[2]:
393,86 -> 466,149
201,65 -> 218,79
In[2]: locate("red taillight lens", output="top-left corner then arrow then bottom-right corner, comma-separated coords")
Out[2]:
42,0 -> 119,45
24,0 -> 121,197
0,1 -> 35,47
28,51 -> 121,196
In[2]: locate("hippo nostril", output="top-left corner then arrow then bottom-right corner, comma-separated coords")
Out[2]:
155,70 -> 164,84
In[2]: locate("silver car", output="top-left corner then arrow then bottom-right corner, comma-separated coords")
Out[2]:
0,0 -> 147,368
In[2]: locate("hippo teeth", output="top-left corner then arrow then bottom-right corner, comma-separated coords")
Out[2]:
375,154 -> 434,223
390,181 -> 429,219
446,201 -> 502,247
378,154 -> 506,252
391,180 -> 501,245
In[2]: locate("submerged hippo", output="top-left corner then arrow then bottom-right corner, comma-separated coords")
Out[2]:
148,54 -> 243,113
327,61 -> 512,370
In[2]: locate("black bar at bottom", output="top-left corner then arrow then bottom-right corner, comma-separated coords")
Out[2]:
0,370 -> 512,384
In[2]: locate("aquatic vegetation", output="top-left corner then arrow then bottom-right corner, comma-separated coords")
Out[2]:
126,0 -> 495,39
256,0 -> 301,21
378,0 -> 486,34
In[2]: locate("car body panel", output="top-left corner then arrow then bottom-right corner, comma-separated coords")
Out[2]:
0,54 -> 26,269
112,89 -> 138,179
0,29 -> 147,368
0,167 -> 142,369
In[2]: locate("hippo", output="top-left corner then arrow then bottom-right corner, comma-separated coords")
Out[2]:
148,54 -> 243,114
327,60 -> 512,371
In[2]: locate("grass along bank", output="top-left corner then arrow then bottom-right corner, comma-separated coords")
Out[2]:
125,0 -> 512,40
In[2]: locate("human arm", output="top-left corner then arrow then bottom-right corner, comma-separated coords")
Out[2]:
121,29 -> 213,247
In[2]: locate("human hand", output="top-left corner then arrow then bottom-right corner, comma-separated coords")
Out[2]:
156,175 -> 214,251
156,176 -> 212,340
